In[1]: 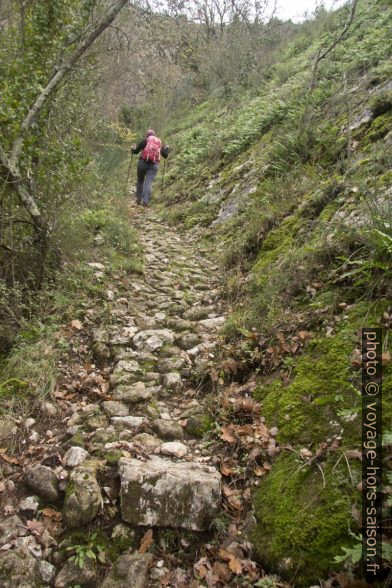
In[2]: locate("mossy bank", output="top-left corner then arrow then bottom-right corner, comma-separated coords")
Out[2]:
159,0 -> 392,583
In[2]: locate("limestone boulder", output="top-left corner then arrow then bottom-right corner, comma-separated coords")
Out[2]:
160,441 -> 188,458
0,547 -> 40,588
183,307 -> 211,321
152,419 -> 184,440
110,360 -> 142,386
100,552 -> 152,588
111,416 -> 146,430
157,357 -> 185,373
55,558 -> 96,587
112,382 -> 157,404
102,401 -> 129,417
119,456 -> 221,531
176,332 -> 201,350
132,329 -> 174,352
198,316 -> 225,331
161,372 -> 182,392
63,465 -> 102,528
24,465 -> 60,503
0,515 -> 25,546
63,446 -> 89,468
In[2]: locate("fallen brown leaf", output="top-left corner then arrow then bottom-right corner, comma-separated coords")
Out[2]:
219,548 -> 243,575
220,463 -> 236,476
0,448 -> 19,465
226,494 -> 243,512
139,529 -> 153,553
26,519 -> 45,535
220,426 -> 237,444
212,561 -> 231,583
298,330 -> 313,341
254,466 -> 267,477
40,507 -> 62,521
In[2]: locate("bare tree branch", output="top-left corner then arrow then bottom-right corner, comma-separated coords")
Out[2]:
0,0 -> 129,229
310,0 -> 359,91
9,0 -> 129,168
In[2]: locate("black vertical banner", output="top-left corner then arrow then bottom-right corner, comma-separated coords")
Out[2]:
361,328 -> 383,581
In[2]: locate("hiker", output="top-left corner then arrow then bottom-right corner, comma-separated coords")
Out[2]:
131,129 -> 170,207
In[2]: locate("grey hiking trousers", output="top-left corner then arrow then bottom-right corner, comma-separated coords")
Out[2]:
136,159 -> 159,205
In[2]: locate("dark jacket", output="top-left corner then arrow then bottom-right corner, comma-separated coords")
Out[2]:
132,138 -> 169,161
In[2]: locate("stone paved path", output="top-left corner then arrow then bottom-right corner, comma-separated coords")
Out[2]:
1,204 -> 226,587
97,206 -> 225,585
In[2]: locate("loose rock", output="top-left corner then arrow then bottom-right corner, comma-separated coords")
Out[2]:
63,465 -> 102,528
198,316 -> 225,331
119,456 -> 221,531
39,560 -> 56,584
0,547 -> 40,587
110,360 -> 141,385
100,552 -> 153,588
112,382 -> 155,404
133,432 -> 162,451
153,419 -> 184,440
183,307 -> 211,321
157,357 -> 185,373
176,332 -> 201,350
132,329 -> 174,352
161,372 -> 182,392
42,401 -> 58,417
24,465 -> 60,503
160,441 -> 189,457
0,515 -> 24,545
63,446 -> 89,468
19,496 -> 39,514
111,416 -> 146,429
55,558 -> 97,587
102,400 -> 129,417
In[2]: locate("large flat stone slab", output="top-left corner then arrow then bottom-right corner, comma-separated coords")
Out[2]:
132,329 -> 174,352
119,456 -> 221,531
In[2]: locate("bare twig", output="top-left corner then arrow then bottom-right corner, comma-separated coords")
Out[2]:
9,0 -> 129,168
310,0 -> 359,91
0,0 -> 129,228
343,451 -> 355,487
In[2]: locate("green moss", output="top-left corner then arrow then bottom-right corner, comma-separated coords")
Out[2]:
65,480 -> 76,499
363,111 -> 392,144
252,452 -> 360,585
109,529 -> 135,559
186,413 -> 215,437
255,330 -> 360,445
70,431 -> 86,447
105,450 -> 123,464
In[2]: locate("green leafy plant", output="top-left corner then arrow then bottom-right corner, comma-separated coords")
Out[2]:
334,532 -> 362,566
66,533 -> 106,570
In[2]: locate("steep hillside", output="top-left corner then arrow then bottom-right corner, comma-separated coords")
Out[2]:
159,0 -> 392,583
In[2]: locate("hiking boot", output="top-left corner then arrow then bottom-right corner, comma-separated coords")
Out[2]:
143,202 -> 150,208
136,198 -> 142,205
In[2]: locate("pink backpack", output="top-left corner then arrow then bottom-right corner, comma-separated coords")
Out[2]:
141,136 -> 162,163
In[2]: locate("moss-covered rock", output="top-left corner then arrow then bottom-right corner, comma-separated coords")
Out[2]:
185,413 -> 214,438
253,452 -> 360,586
255,331 -> 360,446
63,464 -> 102,528
0,547 -> 40,587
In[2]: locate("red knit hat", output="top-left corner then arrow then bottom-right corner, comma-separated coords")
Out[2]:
146,129 -> 155,137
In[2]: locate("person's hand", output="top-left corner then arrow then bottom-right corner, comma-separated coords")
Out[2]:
131,144 -> 136,150
166,144 -> 170,150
